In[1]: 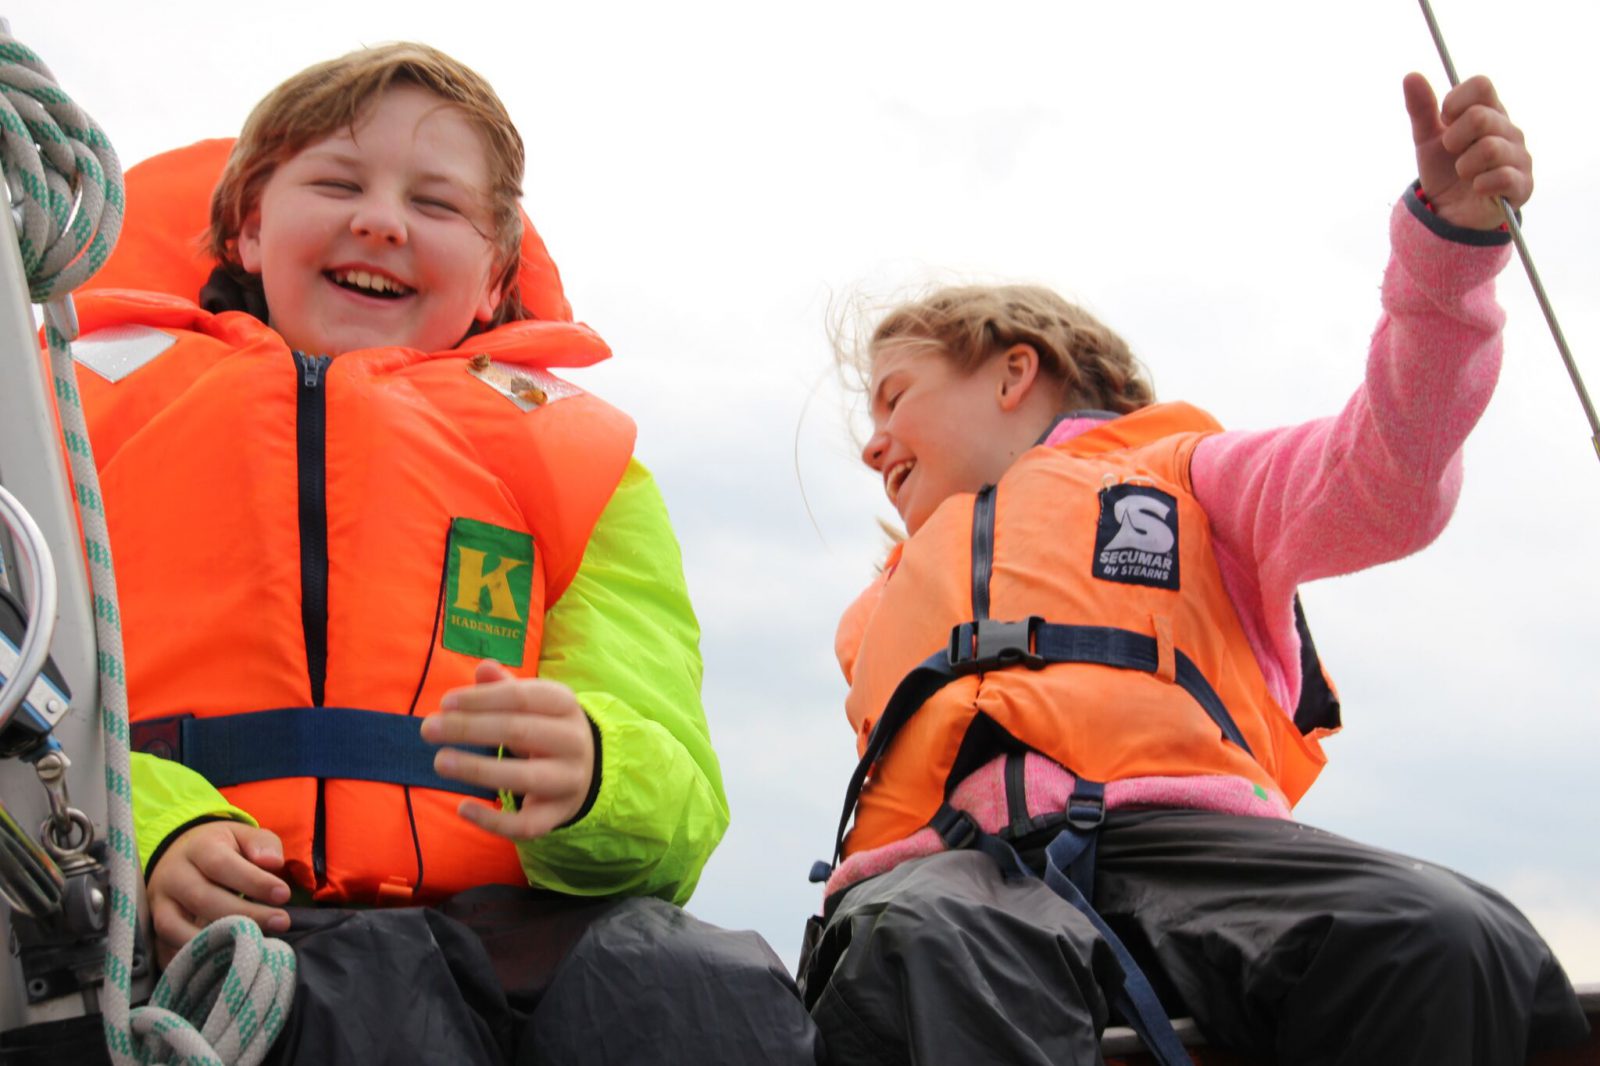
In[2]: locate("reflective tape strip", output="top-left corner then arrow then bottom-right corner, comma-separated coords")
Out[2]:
71,324 -> 176,383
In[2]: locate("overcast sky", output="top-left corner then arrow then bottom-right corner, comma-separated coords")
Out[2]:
14,0 -> 1599,984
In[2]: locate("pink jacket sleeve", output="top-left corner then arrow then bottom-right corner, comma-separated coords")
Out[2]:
1191,190 -> 1514,710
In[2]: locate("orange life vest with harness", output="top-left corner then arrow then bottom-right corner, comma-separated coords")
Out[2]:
74,140 -> 634,904
821,402 -> 1339,1064
829,401 -> 1335,864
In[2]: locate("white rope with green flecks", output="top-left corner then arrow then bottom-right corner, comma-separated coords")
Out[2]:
2,33 -> 295,1066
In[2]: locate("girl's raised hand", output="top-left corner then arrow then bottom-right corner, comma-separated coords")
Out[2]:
422,660 -> 597,840
1404,72 -> 1533,231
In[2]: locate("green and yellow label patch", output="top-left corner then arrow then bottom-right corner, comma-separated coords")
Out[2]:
443,518 -> 535,666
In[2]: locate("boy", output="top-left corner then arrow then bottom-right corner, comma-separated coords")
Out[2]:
77,42 -> 819,1064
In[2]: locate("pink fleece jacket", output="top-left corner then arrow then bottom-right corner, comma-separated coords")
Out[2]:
1060,190 -> 1512,712
825,191 -> 1513,897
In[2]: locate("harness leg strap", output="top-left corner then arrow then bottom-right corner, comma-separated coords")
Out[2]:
1063,778 -> 1105,902
942,805 -> 1191,1066
1041,829 -> 1190,1066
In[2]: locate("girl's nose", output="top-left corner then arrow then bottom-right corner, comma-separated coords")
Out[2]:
861,429 -> 889,470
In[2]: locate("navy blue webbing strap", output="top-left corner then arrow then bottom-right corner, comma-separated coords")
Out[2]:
828,646 -> 961,867
1040,828 -> 1192,1066
1062,779 -> 1105,901
938,812 -> 1190,1066
969,484 -> 998,621
131,707 -> 498,799
1018,624 -> 1252,752
826,619 -> 1255,869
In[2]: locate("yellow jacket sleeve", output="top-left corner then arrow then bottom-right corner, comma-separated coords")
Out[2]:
515,459 -> 728,904
130,750 -> 255,874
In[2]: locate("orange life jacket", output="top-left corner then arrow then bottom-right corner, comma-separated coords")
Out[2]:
835,403 -> 1332,859
73,141 -> 634,903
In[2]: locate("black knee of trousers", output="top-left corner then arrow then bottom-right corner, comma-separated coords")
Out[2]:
520,898 -> 823,1066
1270,860 -> 1569,1065
806,850 -> 1116,1066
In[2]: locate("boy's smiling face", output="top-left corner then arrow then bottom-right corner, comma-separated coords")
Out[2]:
237,83 -> 503,356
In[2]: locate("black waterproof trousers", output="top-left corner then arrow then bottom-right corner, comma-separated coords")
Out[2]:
799,810 -> 1590,1066
260,887 -> 825,1066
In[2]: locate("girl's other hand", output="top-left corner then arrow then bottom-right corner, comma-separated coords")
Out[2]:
1404,72 -> 1533,230
146,821 -> 291,969
423,661 -> 597,841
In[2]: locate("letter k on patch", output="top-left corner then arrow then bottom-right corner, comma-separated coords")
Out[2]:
443,517 -> 534,664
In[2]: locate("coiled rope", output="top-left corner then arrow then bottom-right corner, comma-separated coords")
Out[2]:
0,32 -> 295,1066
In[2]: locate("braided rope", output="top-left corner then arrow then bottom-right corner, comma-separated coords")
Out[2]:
2,33 -> 295,1066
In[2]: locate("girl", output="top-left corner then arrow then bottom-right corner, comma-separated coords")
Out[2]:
800,73 -> 1589,1065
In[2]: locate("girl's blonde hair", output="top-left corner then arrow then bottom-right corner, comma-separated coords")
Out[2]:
846,284 -> 1154,413
209,42 -> 528,326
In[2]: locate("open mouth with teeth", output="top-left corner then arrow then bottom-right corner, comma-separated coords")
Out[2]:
885,459 -> 915,506
327,268 -> 415,300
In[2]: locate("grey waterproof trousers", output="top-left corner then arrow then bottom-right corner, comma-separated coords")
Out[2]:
799,810 -> 1589,1065
261,887 -> 825,1066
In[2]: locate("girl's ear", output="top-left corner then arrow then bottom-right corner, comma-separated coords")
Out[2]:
996,343 -> 1043,412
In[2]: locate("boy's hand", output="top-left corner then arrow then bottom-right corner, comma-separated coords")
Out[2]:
423,661 -> 597,840
146,821 -> 291,969
1404,72 -> 1533,230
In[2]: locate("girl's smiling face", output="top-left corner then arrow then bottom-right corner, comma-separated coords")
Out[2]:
237,83 -> 503,356
861,342 -> 1045,535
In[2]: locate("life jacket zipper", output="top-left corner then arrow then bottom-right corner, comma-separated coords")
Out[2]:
294,350 -> 332,887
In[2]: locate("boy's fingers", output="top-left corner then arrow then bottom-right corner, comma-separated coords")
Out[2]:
180,876 -> 292,932
232,824 -> 285,869
433,659 -> 517,716
435,677 -> 578,718
192,844 -> 292,905
432,747 -> 500,787
427,710 -> 585,755
422,708 -> 514,745
1402,72 -> 1442,145
434,749 -> 586,797
161,865 -> 290,935
151,897 -> 203,959
474,659 -> 513,685
455,796 -> 572,841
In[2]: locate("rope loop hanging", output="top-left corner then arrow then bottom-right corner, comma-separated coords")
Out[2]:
0,34 -> 122,305
0,27 -> 294,1066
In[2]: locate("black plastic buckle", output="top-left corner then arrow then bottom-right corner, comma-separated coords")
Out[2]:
929,806 -> 979,850
1065,792 -> 1106,831
130,713 -> 192,762
947,617 -> 1047,675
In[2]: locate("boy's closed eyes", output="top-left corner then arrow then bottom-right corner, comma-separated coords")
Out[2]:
235,83 -> 503,357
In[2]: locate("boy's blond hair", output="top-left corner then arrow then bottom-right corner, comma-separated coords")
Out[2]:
209,42 -> 528,325
850,285 -> 1154,414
